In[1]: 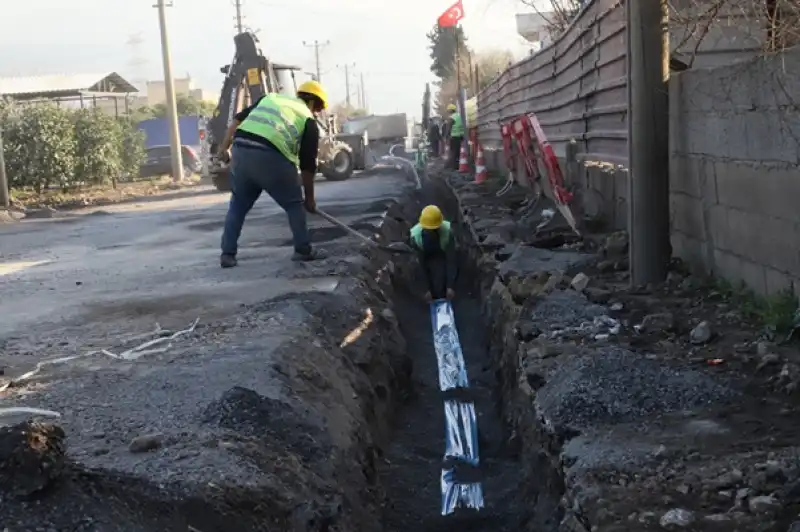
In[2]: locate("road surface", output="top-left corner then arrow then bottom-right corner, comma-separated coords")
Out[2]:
0,174 -> 410,367
0,170 -> 417,530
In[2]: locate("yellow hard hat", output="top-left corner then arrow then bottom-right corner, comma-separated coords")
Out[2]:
447,103 -> 457,112
297,80 -> 329,110
419,205 -> 443,230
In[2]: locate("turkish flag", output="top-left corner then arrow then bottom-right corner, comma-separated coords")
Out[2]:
437,0 -> 464,28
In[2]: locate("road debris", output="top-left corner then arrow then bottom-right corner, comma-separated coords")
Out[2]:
0,318 -> 199,392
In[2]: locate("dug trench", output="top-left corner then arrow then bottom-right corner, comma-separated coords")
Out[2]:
17,161 -> 797,532
0,181 -> 551,532
0,176 -> 564,531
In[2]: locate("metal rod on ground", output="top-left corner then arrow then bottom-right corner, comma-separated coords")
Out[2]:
0,125 -> 9,209
627,0 -> 671,285
155,0 -> 184,183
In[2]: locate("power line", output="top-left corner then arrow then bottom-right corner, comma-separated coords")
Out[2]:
302,40 -> 330,82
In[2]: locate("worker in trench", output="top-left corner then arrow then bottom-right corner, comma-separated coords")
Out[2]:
446,103 -> 464,170
410,205 -> 457,302
216,80 -> 329,268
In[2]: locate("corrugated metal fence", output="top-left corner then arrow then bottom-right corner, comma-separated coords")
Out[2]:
477,0 -> 627,169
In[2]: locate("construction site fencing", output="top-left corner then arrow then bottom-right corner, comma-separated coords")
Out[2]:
476,0 -> 629,226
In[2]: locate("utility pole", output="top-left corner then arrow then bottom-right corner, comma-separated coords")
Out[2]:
360,73 -> 366,110
0,125 -> 9,209
233,0 -> 244,33
302,40 -> 330,82
337,63 -> 355,107
155,0 -> 184,183
627,0 -> 671,285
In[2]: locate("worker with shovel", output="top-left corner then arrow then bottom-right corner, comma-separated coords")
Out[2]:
410,205 -> 457,302
217,80 -> 329,268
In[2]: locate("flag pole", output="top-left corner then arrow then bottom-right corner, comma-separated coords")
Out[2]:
455,24 -> 469,158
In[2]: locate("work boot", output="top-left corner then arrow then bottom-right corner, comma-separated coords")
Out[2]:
291,248 -> 326,262
220,253 -> 238,268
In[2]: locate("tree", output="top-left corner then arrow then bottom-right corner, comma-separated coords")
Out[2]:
73,109 -> 123,186
133,94 -> 216,122
330,103 -> 368,128
3,103 -> 77,192
426,24 -> 468,79
474,49 -> 515,92
519,0 -> 583,34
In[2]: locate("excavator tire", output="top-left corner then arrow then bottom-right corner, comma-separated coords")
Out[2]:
320,142 -> 355,182
211,168 -> 232,192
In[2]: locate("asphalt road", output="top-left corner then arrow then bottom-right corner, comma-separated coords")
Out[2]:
0,172 -> 412,377
0,170 -> 418,530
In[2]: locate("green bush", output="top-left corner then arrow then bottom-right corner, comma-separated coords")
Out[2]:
117,119 -> 147,182
73,108 -> 122,187
1,102 -> 77,192
0,101 -> 148,193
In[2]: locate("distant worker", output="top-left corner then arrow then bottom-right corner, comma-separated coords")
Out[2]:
410,205 -> 457,302
428,117 -> 442,157
446,103 -> 464,170
216,80 -> 329,268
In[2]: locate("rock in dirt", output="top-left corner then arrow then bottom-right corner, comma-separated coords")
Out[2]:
659,508 -> 695,528
584,287 -> 612,304
0,421 -> 66,498
640,312 -> 675,333
603,231 -> 629,258
690,321 -> 713,344
128,433 -> 164,453
570,272 -> 590,292
748,494 -> 781,514
787,520 -> 800,532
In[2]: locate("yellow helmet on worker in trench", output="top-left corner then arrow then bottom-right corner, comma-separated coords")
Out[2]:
297,80 -> 329,110
446,103 -> 457,112
419,205 -> 444,230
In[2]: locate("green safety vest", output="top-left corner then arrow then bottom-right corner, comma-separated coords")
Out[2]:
450,114 -> 464,137
410,221 -> 452,250
236,94 -> 312,167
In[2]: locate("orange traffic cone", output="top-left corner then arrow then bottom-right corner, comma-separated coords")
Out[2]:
458,143 -> 469,173
474,144 -> 488,184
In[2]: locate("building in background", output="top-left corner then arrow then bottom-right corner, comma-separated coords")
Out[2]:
132,76 -> 218,108
0,72 -> 138,117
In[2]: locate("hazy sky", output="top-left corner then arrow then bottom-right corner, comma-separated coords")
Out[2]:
0,0 -> 541,117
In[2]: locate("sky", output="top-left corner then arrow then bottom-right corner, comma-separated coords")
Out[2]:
0,0 -> 545,118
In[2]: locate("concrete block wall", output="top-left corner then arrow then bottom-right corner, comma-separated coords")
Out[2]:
669,47 -> 800,297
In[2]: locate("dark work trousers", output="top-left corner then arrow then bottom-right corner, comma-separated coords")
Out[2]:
220,141 -> 311,256
448,136 -> 463,170
421,254 -> 459,300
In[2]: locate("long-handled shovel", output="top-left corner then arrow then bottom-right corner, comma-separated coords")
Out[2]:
315,208 -> 414,254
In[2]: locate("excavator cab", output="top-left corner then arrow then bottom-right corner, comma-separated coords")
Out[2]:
199,32 -> 356,192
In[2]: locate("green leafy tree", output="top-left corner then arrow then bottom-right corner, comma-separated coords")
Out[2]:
73,109 -> 123,187
426,24 -> 467,79
3,103 -> 77,192
139,94 -> 218,120
117,120 -> 147,182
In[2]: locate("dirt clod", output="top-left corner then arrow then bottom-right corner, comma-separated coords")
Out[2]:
0,421 -> 66,498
